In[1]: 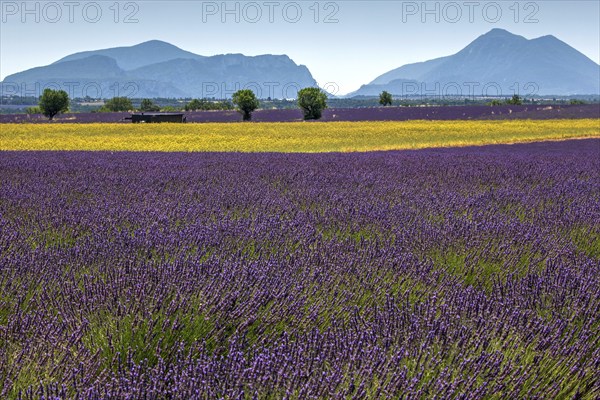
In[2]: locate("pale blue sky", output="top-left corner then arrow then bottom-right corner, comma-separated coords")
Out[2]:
1,0 -> 599,94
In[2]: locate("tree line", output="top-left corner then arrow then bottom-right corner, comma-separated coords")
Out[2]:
33,88 -> 582,121
32,87 -> 328,121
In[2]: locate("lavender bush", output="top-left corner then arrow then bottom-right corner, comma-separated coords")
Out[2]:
1,139 -> 599,398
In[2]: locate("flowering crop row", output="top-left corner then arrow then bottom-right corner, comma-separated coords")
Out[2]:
1,119 -> 598,152
1,139 -> 599,398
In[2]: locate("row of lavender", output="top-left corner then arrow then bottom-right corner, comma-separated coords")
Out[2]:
1,140 -> 599,398
1,104 -> 599,123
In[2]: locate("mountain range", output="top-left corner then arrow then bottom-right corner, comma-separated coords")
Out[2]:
2,40 -> 317,99
2,29 -> 599,99
350,29 -> 600,97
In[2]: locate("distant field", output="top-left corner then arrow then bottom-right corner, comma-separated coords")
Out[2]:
1,119 -> 599,152
2,104 -> 599,124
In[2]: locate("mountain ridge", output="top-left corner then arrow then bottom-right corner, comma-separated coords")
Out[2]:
3,31 -> 598,98
3,41 -> 318,99
52,40 -> 206,71
352,28 -> 599,97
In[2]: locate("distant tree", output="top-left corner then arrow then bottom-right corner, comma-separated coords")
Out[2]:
570,99 -> 586,105
187,98 -> 213,111
297,87 -> 328,120
185,99 -> 201,111
379,91 -> 393,106
488,99 -> 503,106
218,100 -> 234,110
101,97 -> 133,112
25,106 -> 42,114
199,99 -> 212,110
506,95 -> 523,105
140,98 -> 160,112
232,90 -> 260,121
38,89 -> 69,120
185,99 -> 233,111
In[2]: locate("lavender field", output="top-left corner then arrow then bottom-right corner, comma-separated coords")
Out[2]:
1,139 -> 599,398
2,104 -> 599,124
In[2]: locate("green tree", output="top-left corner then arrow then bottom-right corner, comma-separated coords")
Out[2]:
232,90 -> 260,121
186,98 -> 235,111
218,100 -> 234,110
140,98 -> 160,112
186,99 -> 200,111
488,99 -> 503,106
25,106 -> 42,114
185,99 -> 201,111
297,87 -> 328,120
506,95 -> 523,105
186,98 -> 214,111
102,97 -> 133,112
379,91 -> 393,106
38,89 -> 69,120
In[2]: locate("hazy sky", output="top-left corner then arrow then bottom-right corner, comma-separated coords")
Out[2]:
1,0 -> 599,94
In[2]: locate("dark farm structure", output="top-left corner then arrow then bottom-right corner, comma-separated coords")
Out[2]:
126,113 -> 187,123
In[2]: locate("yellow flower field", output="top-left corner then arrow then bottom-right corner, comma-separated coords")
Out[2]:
1,120 -> 598,152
